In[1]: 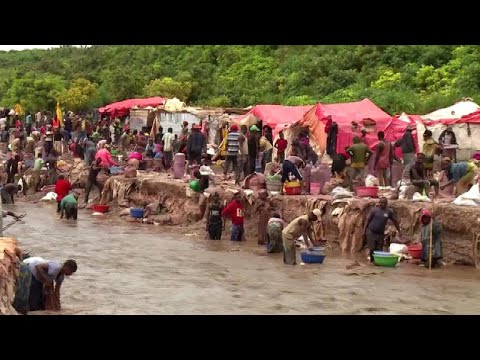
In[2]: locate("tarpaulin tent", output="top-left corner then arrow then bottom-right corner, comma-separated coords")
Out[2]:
98,97 -> 167,118
416,101 -> 480,160
238,105 -> 312,136
292,98 -> 393,154
383,113 -> 420,159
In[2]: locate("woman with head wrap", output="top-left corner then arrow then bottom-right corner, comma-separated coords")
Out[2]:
419,209 -> 443,268
253,189 -> 273,245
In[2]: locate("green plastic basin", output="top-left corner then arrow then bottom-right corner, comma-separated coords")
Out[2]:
373,254 -> 399,267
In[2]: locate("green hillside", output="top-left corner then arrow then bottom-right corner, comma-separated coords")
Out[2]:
0,45 -> 478,115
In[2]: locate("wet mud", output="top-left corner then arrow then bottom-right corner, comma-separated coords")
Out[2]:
5,203 -> 480,315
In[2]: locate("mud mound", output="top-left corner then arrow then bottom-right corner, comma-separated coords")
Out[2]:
99,171 -> 480,266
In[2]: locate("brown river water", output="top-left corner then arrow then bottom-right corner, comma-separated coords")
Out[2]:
5,203 -> 480,315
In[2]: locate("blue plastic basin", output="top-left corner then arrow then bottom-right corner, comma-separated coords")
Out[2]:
373,251 -> 392,257
301,250 -> 325,264
130,208 -> 144,219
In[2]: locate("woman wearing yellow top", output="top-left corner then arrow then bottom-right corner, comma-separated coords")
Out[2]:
422,130 -> 441,177
440,157 -> 477,196
259,134 -> 273,172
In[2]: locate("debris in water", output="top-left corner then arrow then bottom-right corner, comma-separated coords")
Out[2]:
346,260 -> 361,270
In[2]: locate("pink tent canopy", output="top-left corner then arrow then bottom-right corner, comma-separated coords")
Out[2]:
383,114 -> 420,158
240,105 -> 312,136
98,97 -> 167,118
317,99 -> 393,152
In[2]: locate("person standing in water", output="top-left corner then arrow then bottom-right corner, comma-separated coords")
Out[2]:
253,189 -> 273,245
84,158 -> 103,205
222,192 -> 245,242
363,197 -> 401,263
204,192 -> 224,240
419,209 -> 443,268
282,209 -> 322,265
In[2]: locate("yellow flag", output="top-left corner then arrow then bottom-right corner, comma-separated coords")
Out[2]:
56,102 -> 63,127
14,103 -> 23,116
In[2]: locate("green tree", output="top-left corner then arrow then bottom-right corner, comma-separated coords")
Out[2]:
58,78 -> 98,112
2,72 -> 65,111
143,77 -> 193,101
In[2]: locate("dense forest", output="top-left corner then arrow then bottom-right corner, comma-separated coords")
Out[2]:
0,45 -> 479,115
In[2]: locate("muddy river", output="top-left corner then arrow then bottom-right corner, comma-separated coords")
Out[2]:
5,203 -> 480,315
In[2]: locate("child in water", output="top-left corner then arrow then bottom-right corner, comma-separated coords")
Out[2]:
205,192 -> 223,240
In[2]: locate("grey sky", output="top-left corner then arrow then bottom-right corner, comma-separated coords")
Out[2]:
0,45 -> 59,51
0,45 -> 91,51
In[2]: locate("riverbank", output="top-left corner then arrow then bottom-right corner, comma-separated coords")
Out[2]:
6,205 -> 480,315
89,171 -> 480,266
0,237 -> 20,315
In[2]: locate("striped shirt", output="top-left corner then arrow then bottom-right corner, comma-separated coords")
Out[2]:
226,131 -> 241,156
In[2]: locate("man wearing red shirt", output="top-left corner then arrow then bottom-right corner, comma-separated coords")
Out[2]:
274,131 -> 288,163
54,174 -> 72,214
222,192 -> 245,241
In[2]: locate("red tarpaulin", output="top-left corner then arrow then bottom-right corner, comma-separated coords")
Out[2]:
421,109 -> 480,126
297,99 -> 393,153
383,114 -> 420,158
98,97 -> 167,118
239,105 -> 312,136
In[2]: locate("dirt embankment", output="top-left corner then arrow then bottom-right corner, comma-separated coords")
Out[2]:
99,172 -> 480,266
0,237 -> 20,315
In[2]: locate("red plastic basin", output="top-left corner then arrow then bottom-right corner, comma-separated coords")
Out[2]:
285,185 -> 302,195
408,243 -> 422,259
356,186 -> 379,198
93,204 -> 109,213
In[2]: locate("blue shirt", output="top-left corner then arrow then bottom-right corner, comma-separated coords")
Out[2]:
447,162 -> 468,182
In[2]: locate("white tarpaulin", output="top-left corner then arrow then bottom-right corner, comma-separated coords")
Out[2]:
422,100 -> 480,121
417,100 -> 480,161
453,184 -> 480,206
159,112 -> 200,135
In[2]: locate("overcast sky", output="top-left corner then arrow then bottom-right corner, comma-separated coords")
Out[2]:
0,45 -> 88,51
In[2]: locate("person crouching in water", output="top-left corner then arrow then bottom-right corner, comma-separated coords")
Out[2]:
266,213 -> 284,253
13,258 -> 77,314
363,197 -> 401,263
282,209 -> 322,265
204,192 -> 224,240
54,174 -> 72,214
419,209 -> 443,268
60,192 -> 79,220
222,192 -> 245,241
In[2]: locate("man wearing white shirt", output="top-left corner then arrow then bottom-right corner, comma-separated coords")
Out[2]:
162,127 -> 175,169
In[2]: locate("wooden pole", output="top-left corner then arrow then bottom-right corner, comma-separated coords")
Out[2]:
428,199 -> 435,270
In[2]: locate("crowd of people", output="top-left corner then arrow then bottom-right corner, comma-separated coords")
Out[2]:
2,107 -> 470,315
